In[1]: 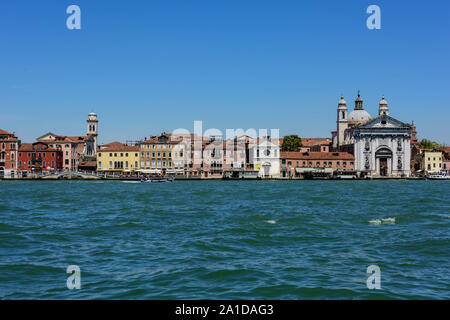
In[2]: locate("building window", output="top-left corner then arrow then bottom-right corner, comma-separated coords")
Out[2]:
43,161 -> 46,168
110,153 -> 113,157
125,161 -> 128,168
109,161 -> 112,169
51,161 -> 55,167
99,161 -> 102,168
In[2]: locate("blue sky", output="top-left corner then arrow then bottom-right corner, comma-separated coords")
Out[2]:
1,0 -> 449,144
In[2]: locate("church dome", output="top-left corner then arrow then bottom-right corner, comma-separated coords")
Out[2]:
348,109 -> 371,124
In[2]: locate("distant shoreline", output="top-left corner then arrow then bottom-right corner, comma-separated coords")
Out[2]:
0,177 -> 428,181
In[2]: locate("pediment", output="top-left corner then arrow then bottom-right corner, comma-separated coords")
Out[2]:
357,115 -> 410,129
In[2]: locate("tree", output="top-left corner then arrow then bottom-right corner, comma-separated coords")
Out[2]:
418,139 -> 435,150
418,139 -> 447,151
281,135 -> 303,152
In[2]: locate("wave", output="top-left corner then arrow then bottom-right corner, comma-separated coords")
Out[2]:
368,217 -> 396,225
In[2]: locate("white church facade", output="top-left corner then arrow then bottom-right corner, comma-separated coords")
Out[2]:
332,93 -> 412,177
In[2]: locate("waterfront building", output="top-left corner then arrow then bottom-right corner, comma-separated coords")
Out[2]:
280,151 -> 354,178
97,141 -> 139,174
18,142 -> 63,171
353,98 -> 412,177
250,136 -> 280,178
330,93 -> 413,177
138,133 -> 184,176
443,152 -> 450,174
421,151 -> 443,174
36,135 -> 79,171
0,129 -> 20,178
36,112 -> 99,171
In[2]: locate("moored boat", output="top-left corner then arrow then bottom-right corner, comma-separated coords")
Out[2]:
427,172 -> 450,180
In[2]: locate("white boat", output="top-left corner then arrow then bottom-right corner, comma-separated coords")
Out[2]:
140,178 -> 174,183
427,172 -> 450,180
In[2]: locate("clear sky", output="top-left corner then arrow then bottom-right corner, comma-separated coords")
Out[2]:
1,0 -> 449,145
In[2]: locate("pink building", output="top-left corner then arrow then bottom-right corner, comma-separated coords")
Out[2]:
443,152 -> 450,173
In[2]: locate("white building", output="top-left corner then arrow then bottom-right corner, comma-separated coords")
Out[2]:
331,93 -> 412,177
353,97 -> 412,177
250,137 -> 280,178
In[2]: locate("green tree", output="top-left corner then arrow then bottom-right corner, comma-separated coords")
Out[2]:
418,139 -> 446,150
418,139 -> 434,149
281,135 -> 303,152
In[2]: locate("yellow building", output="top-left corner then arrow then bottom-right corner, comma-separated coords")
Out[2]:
97,142 -> 140,173
423,151 -> 443,173
138,133 -> 185,176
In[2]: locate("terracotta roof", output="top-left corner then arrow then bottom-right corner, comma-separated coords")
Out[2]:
19,143 -> 33,151
142,134 -> 182,144
66,136 -> 89,143
19,142 -> 61,152
0,129 -> 13,135
78,161 -> 97,167
99,142 -> 139,152
38,133 -> 88,144
301,138 -> 332,147
281,151 -> 354,160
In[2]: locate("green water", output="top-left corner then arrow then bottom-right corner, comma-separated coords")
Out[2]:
0,180 -> 448,299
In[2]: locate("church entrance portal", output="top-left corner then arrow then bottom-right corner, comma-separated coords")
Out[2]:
379,158 -> 388,176
375,147 -> 393,177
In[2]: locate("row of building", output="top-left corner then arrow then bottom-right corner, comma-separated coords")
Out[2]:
1,94 -> 449,178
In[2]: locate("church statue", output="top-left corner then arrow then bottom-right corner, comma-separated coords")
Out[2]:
365,156 -> 370,169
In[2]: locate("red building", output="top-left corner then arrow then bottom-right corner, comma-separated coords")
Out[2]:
281,151 -> 355,178
18,142 -> 63,172
0,129 -> 20,177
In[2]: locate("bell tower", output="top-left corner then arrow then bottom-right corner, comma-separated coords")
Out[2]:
337,95 -> 348,148
87,112 -> 98,148
378,95 -> 389,116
